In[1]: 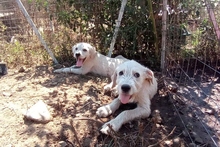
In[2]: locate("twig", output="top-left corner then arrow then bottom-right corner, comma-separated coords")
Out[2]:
107,124 -> 120,137
70,119 -> 82,147
107,124 -> 120,147
73,117 -> 103,125
65,140 -> 74,147
148,126 -> 176,147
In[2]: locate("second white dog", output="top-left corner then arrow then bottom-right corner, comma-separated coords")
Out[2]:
96,60 -> 158,135
54,42 -> 127,77
54,42 -> 128,90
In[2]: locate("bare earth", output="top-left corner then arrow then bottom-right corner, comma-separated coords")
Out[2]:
0,66 -> 219,147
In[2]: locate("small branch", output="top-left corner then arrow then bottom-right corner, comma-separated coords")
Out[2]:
70,119 -> 82,147
148,126 -> 176,147
73,117 -> 103,125
107,123 -> 119,137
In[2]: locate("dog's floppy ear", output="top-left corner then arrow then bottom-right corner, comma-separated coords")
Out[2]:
145,68 -> 154,84
89,45 -> 97,59
111,70 -> 117,88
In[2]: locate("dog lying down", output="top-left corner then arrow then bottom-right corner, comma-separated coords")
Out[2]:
96,60 -> 158,135
54,42 -> 128,90
54,42 -> 127,77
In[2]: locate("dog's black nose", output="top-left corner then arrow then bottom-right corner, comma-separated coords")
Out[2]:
121,84 -> 131,93
75,53 -> 80,57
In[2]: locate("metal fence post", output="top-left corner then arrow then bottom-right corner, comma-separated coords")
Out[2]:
107,0 -> 127,57
15,0 -> 58,64
161,0 -> 167,71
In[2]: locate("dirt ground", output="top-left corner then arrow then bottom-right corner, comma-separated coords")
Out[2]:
0,65 -> 219,147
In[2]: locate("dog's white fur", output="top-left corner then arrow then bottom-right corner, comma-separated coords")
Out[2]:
54,42 -> 127,89
96,60 -> 158,135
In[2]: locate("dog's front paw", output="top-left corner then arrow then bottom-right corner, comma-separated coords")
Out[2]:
100,120 -> 120,135
96,105 -> 112,117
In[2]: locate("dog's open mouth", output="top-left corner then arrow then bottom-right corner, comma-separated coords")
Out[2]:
75,57 -> 86,68
120,93 -> 132,104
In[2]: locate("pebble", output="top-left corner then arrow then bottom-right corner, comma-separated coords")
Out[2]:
189,143 -> 196,147
59,141 -> 67,147
205,109 -> 215,115
2,91 -> 12,97
152,109 -> 162,124
173,137 -> 180,147
217,130 -> 220,138
18,66 -> 25,72
191,131 -> 203,144
83,138 -> 91,147
164,140 -> 172,146
182,129 -> 188,137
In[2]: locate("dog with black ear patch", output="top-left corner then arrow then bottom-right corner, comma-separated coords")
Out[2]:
96,60 -> 158,135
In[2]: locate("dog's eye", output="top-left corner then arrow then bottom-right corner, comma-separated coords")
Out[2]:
83,49 -> 87,52
134,72 -> 140,78
75,48 -> 78,51
119,71 -> 124,76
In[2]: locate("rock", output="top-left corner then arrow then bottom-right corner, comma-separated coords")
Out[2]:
50,82 -> 58,86
83,138 -> 91,147
53,64 -> 63,69
164,140 -> 172,146
194,136 -> 203,144
152,109 -> 162,124
182,129 -> 188,137
58,141 -> 67,147
188,143 -> 196,147
156,124 -> 160,128
2,91 -> 12,97
167,81 -> 178,93
24,100 -> 51,123
18,66 -> 25,72
217,130 -> 220,138
205,109 -> 215,115
173,137 -> 180,147
191,131 -> 203,144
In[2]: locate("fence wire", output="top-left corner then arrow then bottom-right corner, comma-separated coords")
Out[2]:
164,0 -> 220,146
0,0 -> 55,66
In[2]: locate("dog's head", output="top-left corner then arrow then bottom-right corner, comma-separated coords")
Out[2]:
111,60 -> 155,104
72,42 -> 97,67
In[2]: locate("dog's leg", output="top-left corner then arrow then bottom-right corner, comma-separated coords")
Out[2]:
96,98 -> 121,117
54,65 -> 92,74
100,100 -> 151,135
54,66 -> 77,73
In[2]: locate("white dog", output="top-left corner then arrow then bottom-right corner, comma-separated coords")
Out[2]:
96,60 -> 158,135
54,42 -> 128,90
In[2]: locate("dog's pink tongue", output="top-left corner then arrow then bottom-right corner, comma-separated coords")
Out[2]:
120,94 -> 130,104
76,58 -> 83,67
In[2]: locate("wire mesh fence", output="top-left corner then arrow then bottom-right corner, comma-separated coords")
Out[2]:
0,0 -> 53,67
1,0 -> 162,69
164,0 -> 220,146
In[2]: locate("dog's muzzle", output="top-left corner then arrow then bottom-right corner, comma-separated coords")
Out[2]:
75,53 -> 80,58
121,84 -> 131,93
75,53 -> 86,67
119,84 -> 132,104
